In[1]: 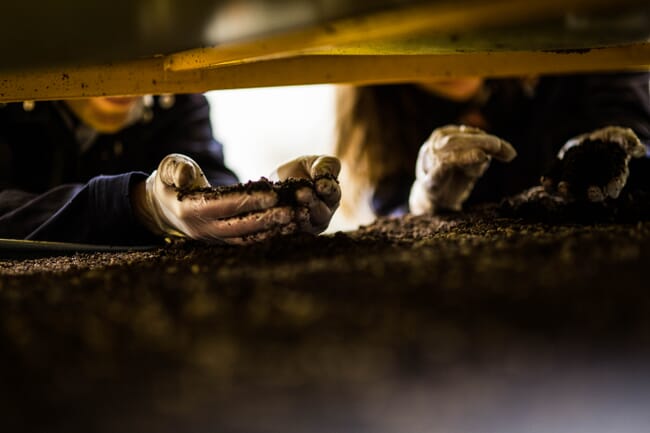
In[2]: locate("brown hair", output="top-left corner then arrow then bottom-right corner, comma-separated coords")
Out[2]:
335,84 -> 459,214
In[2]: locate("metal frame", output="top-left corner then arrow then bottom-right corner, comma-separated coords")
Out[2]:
0,0 -> 648,102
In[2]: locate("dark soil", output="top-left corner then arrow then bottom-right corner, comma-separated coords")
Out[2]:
499,185 -> 650,223
2,191 -> 650,432
178,176 -> 336,207
560,139 -> 627,187
543,139 -> 628,199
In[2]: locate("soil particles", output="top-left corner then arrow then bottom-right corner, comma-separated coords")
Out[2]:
2,191 -> 650,433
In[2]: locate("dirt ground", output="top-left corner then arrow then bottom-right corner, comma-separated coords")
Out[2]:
2,191 -> 650,433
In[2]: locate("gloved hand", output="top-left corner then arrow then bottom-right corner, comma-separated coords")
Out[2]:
133,153 -> 296,244
541,126 -> 646,202
270,155 -> 341,234
408,125 -> 517,215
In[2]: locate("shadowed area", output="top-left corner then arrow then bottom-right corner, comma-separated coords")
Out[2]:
2,204 -> 650,432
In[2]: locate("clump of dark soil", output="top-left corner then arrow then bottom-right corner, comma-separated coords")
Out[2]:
498,185 -> 650,223
177,175 -> 337,206
562,139 -> 627,186
543,138 -> 628,199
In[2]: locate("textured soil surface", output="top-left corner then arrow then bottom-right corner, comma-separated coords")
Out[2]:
2,192 -> 650,433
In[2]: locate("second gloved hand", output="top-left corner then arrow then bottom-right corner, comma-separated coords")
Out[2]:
270,155 -> 341,234
409,125 -> 517,215
541,126 -> 646,202
134,153 -> 295,244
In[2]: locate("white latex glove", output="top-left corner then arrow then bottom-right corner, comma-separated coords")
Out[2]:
409,125 -> 517,215
270,155 -> 341,234
541,126 -> 646,202
135,154 -> 295,244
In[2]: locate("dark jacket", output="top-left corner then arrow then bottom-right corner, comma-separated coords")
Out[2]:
0,94 -> 238,245
371,72 -> 650,216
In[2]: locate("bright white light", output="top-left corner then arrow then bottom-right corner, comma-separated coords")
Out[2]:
207,85 -> 335,181
206,85 -> 365,232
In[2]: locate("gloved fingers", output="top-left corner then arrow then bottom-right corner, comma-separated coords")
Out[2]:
271,155 -> 315,180
428,164 -> 471,195
271,155 -> 342,182
440,147 -> 490,167
588,126 -> 645,158
561,126 -> 645,159
409,179 -> 435,215
192,206 -> 294,239
314,176 -> 341,209
157,153 -> 211,189
221,222 -> 299,246
295,187 -> 335,233
543,168 -> 629,203
435,134 -> 516,162
430,124 -> 484,140
556,181 -> 573,201
583,170 -> 629,202
181,189 -> 279,220
418,146 -> 488,178
604,174 -> 627,199
586,185 -> 606,202
308,155 -> 342,179
413,166 -> 475,213
540,175 -> 556,194
307,155 -> 341,208
561,182 -> 615,202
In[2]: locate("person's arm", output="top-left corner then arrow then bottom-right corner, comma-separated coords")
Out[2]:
0,169 -> 160,245
1,94 -> 341,244
0,95 -> 234,245
0,102 -> 162,245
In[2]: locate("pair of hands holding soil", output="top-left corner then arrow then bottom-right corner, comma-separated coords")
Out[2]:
133,154 -> 340,245
409,125 -> 646,215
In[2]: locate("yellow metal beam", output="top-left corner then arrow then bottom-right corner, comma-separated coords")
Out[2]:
1,43 -> 649,103
164,0 -> 632,71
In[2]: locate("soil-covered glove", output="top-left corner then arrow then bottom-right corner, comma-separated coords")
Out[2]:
541,126 -> 646,202
409,125 -> 517,215
270,155 -> 341,234
134,154 -> 295,244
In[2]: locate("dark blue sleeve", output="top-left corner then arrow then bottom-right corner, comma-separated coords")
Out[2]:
0,172 -> 160,245
371,173 -> 413,217
151,94 -> 239,186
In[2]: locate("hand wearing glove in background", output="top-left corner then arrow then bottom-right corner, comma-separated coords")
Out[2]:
132,153 -> 341,245
541,126 -> 646,202
270,154 -> 341,234
409,125 -> 517,215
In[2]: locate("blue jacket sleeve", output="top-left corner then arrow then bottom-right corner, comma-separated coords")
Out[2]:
148,94 -> 239,186
0,172 -> 159,245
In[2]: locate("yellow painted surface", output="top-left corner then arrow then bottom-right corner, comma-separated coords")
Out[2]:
164,0 -> 628,71
2,44 -> 649,103
0,0 -> 647,101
